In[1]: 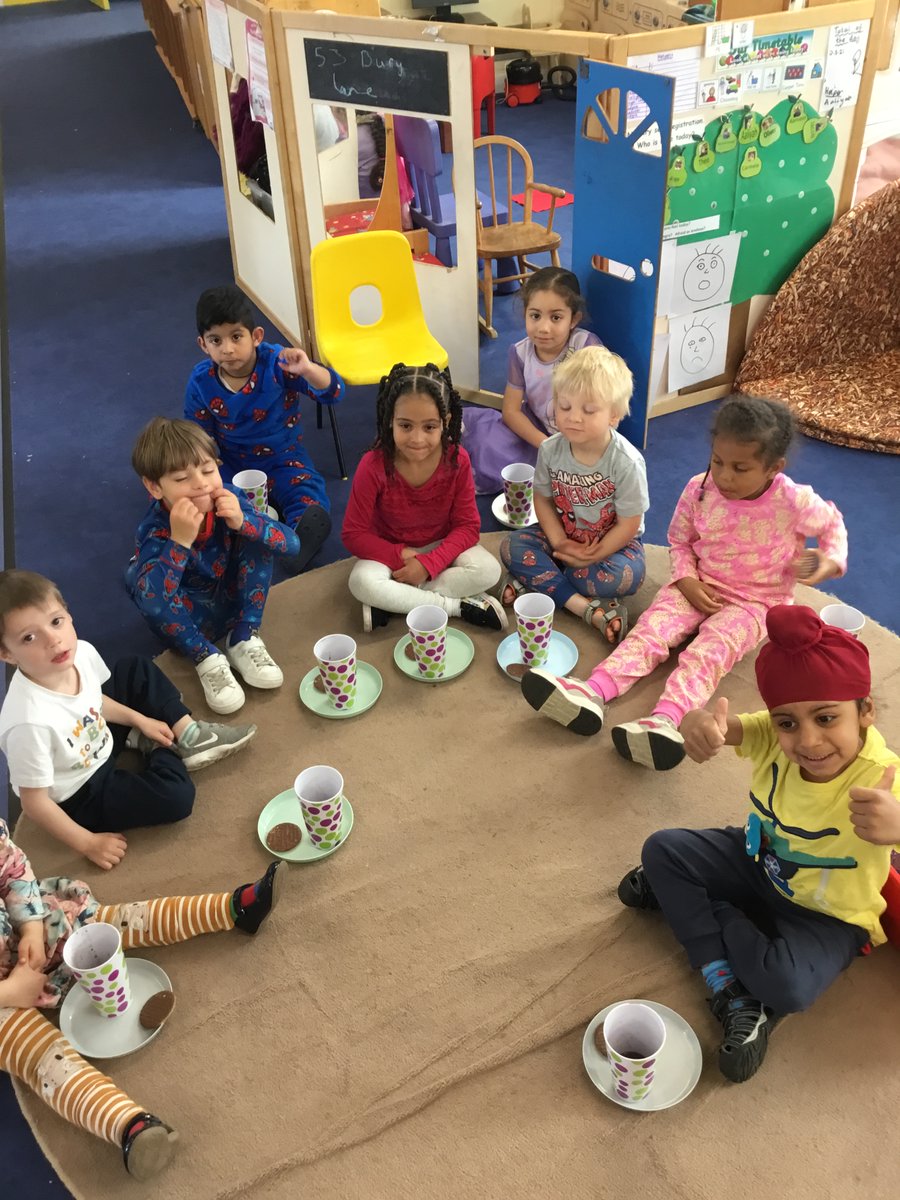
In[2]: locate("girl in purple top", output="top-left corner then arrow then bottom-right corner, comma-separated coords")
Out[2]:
462,268 -> 601,494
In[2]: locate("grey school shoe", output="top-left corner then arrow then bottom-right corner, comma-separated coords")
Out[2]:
126,722 -> 257,772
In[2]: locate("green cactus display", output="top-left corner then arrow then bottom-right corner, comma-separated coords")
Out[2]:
738,107 -> 760,145
666,97 -> 837,304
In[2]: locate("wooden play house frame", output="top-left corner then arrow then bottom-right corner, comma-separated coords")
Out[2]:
200,0 -> 888,445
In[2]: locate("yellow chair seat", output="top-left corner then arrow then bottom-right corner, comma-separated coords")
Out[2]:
311,231 -> 448,386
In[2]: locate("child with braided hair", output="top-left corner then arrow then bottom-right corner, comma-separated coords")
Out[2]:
341,364 -> 505,632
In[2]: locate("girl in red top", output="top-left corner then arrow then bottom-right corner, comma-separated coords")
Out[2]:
342,364 -> 506,633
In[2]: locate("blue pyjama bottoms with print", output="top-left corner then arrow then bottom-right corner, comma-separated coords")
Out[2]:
500,529 -> 645,608
222,446 -> 329,524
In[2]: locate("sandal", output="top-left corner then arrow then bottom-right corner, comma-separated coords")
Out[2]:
583,598 -> 628,646
499,574 -> 527,607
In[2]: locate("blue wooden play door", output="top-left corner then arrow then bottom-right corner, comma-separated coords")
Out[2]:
572,60 -> 674,448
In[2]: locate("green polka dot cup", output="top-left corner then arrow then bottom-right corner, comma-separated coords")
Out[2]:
406,604 -> 447,680
597,1002 -> 667,1104
62,922 -> 132,1019
513,592 -> 555,669
232,469 -> 269,514
313,634 -> 358,711
294,765 -> 346,850
501,463 -> 534,527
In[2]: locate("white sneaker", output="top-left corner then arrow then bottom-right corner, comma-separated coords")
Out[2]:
196,653 -> 245,715
225,633 -> 284,689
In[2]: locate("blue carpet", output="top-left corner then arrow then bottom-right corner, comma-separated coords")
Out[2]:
0,2 -> 897,1194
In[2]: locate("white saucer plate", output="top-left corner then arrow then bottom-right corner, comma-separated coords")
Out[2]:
257,790 -> 355,862
491,492 -> 538,529
582,1000 -> 702,1111
60,958 -> 173,1060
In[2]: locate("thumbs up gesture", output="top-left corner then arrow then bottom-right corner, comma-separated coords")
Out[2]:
680,697 -> 732,763
849,765 -> 900,845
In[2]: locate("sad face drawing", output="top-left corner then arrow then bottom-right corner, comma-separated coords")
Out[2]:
680,317 -> 715,374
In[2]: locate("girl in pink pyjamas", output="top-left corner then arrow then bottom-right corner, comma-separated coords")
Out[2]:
521,396 -> 848,771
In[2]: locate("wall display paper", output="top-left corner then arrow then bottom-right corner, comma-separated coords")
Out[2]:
732,20 -> 754,50
626,46 -> 702,115
649,333 -> 670,404
667,232 -> 742,316
760,65 -> 782,91
698,79 -> 719,106
204,0 -> 233,70
246,19 -> 274,129
718,74 -> 743,104
665,96 -> 838,301
716,29 -> 812,72
705,24 -> 732,57
822,21 -> 869,109
668,304 -> 731,390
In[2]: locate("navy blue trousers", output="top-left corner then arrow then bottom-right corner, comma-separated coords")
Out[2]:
641,826 -> 868,1014
60,657 -> 195,833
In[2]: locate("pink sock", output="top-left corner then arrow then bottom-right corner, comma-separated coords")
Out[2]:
653,700 -> 683,726
585,667 -> 618,702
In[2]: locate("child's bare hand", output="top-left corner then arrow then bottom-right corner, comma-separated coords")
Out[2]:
1,962 -> 47,1008
17,922 -> 47,970
849,765 -> 900,844
278,347 -> 311,377
675,577 -> 724,615
85,833 -> 128,871
552,538 -> 592,566
212,488 -> 244,531
169,498 -> 204,548
793,548 -> 839,586
392,559 -> 429,586
134,715 -> 175,748
681,697 -> 729,762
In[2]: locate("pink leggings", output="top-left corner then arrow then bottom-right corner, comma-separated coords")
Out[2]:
587,584 -> 767,724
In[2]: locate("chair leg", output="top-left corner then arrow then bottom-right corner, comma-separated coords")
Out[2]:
482,258 -> 497,338
316,401 -> 324,430
551,248 -> 561,268
326,404 -> 348,479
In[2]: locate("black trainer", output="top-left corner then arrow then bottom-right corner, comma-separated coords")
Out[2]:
121,1112 -> 178,1180
709,981 -> 776,1083
232,861 -> 285,934
294,505 -> 332,572
460,593 -> 507,631
616,865 -> 661,911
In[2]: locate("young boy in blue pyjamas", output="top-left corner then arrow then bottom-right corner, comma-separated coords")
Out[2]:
184,284 -> 344,571
127,418 -> 299,716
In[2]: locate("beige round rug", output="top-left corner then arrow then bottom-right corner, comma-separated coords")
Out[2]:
13,540 -> 900,1200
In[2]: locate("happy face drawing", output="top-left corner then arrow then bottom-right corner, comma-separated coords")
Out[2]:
682,244 -> 726,303
680,316 -> 715,374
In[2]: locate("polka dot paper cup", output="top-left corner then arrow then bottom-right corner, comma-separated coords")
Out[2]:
232,469 -> 269,514
514,593 -> 555,669
596,1001 -> 667,1104
501,463 -> 534,527
313,634 -> 358,711
406,605 -> 448,680
62,922 -> 132,1019
294,765 -> 346,850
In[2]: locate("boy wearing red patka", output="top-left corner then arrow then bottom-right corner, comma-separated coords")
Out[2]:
616,605 -> 900,1084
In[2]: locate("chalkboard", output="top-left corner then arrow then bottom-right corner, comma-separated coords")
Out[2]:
303,38 -> 451,117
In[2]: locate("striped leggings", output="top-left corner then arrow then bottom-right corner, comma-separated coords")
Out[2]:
1,892 -> 233,1147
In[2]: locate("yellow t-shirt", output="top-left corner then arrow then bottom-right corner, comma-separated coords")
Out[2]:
736,712 -> 900,945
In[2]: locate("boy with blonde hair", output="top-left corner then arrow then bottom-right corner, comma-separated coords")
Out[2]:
0,570 -> 255,870
128,418 -> 299,714
499,345 -> 648,641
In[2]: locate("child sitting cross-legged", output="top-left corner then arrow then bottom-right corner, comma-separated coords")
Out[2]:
185,284 -> 344,571
0,570 -> 255,871
341,363 -> 505,633
617,604 -> 900,1083
0,818 -> 283,1180
128,418 -> 298,715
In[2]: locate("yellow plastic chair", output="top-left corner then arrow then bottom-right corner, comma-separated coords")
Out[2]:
310,230 -> 449,389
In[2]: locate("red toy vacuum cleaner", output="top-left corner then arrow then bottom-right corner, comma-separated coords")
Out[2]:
505,56 -> 542,107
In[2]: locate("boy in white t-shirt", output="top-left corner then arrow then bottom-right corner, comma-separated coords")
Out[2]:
0,570 -> 256,870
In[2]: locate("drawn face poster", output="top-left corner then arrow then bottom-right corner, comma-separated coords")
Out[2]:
668,304 -> 731,390
666,233 -> 742,317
